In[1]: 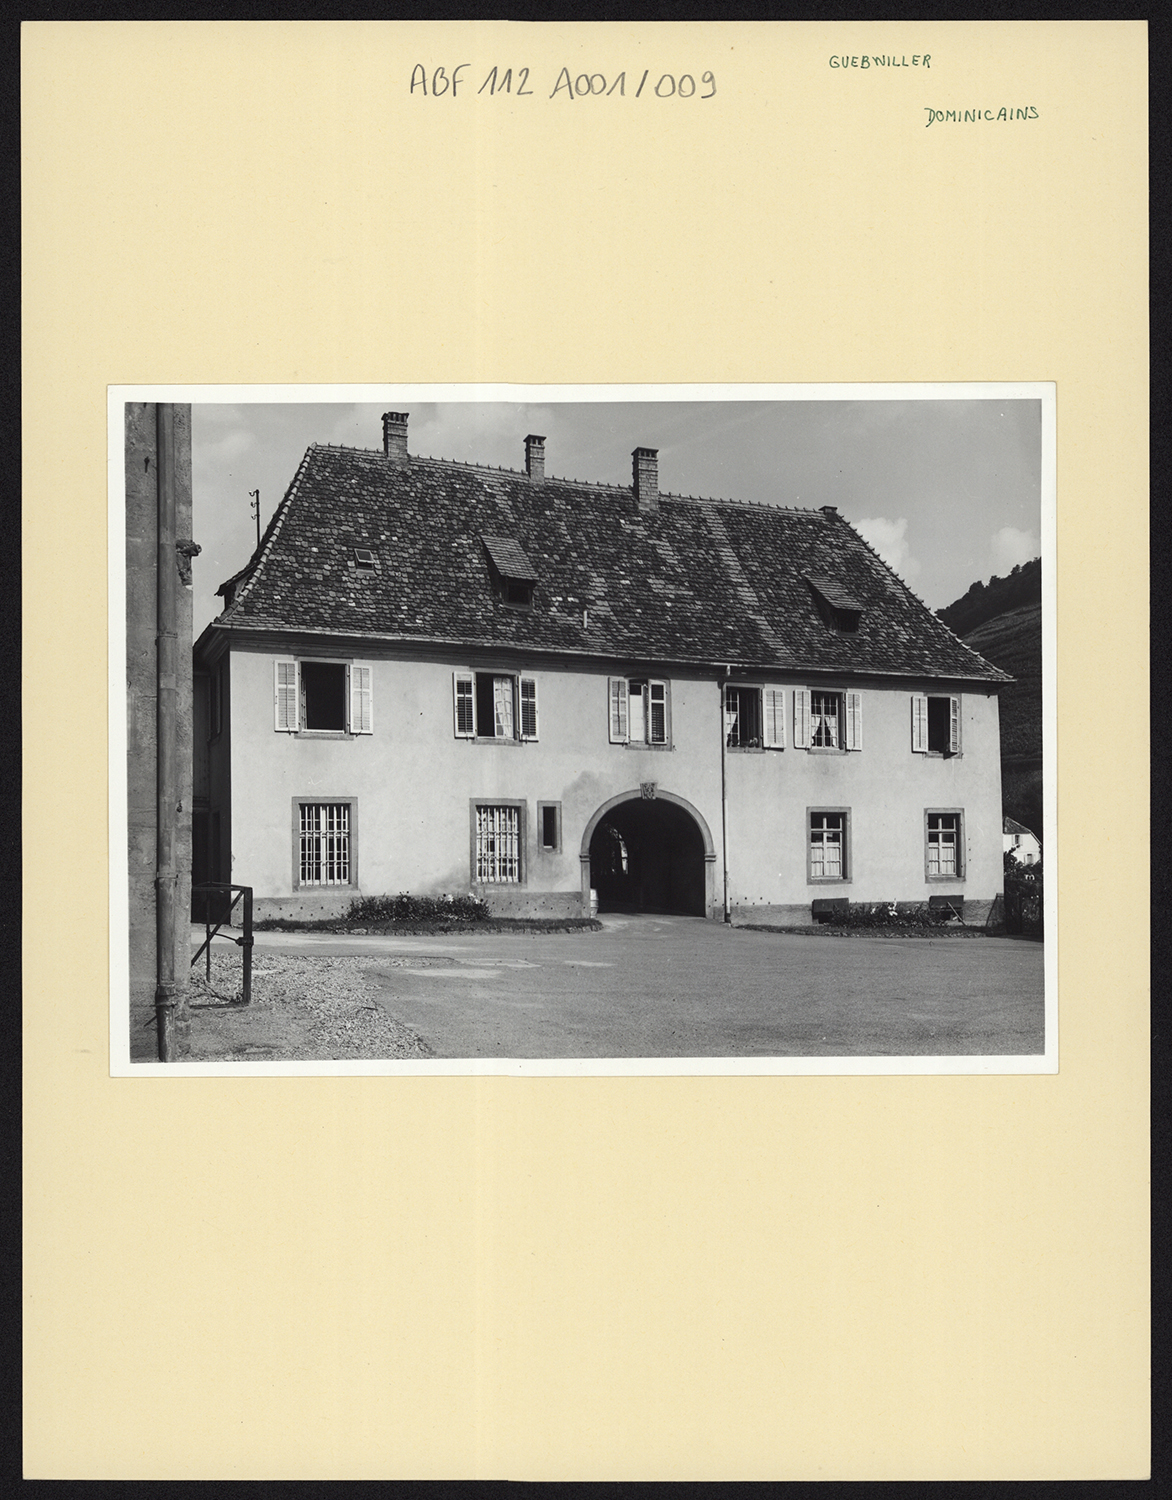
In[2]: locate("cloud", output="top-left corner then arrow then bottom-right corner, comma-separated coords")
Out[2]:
991,525 -> 1040,575
854,516 -> 921,581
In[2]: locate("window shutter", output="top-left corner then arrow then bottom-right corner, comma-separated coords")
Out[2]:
949,695 -> 961,754
274,659 -> 298,732
846,692 -> 862,750
520,677 -> 538,740
349,665 -> 373,734
609,677 -> 629,743
911,694 -> 928,753
649,681 -> 667,744
793,689 -> 811,749
763,688 -> 785,748
453,671 -> 475,738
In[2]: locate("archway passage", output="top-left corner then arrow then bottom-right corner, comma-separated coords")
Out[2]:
588,797 -> 707,916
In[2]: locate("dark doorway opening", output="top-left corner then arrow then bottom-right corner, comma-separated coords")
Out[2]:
588,798 -> 706,916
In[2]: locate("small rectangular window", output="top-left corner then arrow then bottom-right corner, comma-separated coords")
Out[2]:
538,801 -> 561,852
926,811 -> 964,879
353,548 -> 377,571
809,808 -> 850,883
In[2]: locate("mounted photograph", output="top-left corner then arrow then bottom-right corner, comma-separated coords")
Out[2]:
112,385 -> 1053,1074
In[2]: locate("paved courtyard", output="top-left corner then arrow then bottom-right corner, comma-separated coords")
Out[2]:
242,915 -> 1045,1059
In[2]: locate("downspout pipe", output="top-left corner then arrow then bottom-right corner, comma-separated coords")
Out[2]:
155,404 -> 180,1061
720,667 -> 731,922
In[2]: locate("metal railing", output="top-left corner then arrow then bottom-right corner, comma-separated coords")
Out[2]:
191,883 -> 254,1003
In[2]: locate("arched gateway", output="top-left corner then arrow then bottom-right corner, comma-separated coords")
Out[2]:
580,790 -> 717,918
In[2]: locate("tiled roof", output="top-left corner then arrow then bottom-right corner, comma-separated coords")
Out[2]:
1003,816 -> 1038,837
210,443 -> 1009,682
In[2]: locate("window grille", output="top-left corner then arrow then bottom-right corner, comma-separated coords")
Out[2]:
299,803 -> 351,885
475,805 -> 521,883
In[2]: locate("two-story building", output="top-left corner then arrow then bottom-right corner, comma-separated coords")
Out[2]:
193,412 -> 1009,925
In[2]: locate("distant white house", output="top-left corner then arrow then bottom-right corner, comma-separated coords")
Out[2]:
1003,815 -> 1041,865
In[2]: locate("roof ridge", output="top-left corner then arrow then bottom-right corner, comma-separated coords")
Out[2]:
315,443 -> 828,514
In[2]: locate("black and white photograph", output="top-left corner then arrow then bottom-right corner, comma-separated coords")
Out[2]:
114,384 -> 1053,1074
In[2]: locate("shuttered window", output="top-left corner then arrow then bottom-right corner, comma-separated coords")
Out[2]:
795,689 -> 861,751
275,659 -> 298,731
610,677 -> 669,745
609,678 -> 629,743
349,665 -> 373,734
454,671 -> 538,741
763,688 -> 785,748
454,672 -> 475,737
648,682 -> 667,744
912,694 -> 961,755
520,678 -> 539,740
793,689 -> 811,749
275,659 -> 372,734
845,692 -> 862,751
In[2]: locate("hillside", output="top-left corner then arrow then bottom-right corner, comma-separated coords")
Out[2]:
937,557 -> 1041,637
963,602 -> 1042,761
957,595 -> 1043,840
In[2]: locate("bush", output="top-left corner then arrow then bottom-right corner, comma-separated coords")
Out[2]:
345,892 -> 490,925
837,901 -> 954,930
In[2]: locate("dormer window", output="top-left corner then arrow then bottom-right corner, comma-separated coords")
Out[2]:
804,573 -> 863,632
353,548 -> 377,572
481,534 -> 537,611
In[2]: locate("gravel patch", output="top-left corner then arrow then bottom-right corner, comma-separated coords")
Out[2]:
187,952 -> 433,1062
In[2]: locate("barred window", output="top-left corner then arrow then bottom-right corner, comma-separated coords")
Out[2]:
475,804 -> 522,883
299,802 -> 351,886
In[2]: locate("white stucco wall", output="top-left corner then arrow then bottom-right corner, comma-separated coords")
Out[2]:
723,681 -> 1003,915
221,642 -> 1003,920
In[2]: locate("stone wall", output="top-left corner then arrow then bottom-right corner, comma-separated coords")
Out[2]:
125,403 -> 194,1059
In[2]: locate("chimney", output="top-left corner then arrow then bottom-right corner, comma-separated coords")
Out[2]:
525,434 -> 546,483
382,411 -> 409,462
632,447 -> 658,511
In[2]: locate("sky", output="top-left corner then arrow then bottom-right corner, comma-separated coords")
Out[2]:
191,395 -> 1043,639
